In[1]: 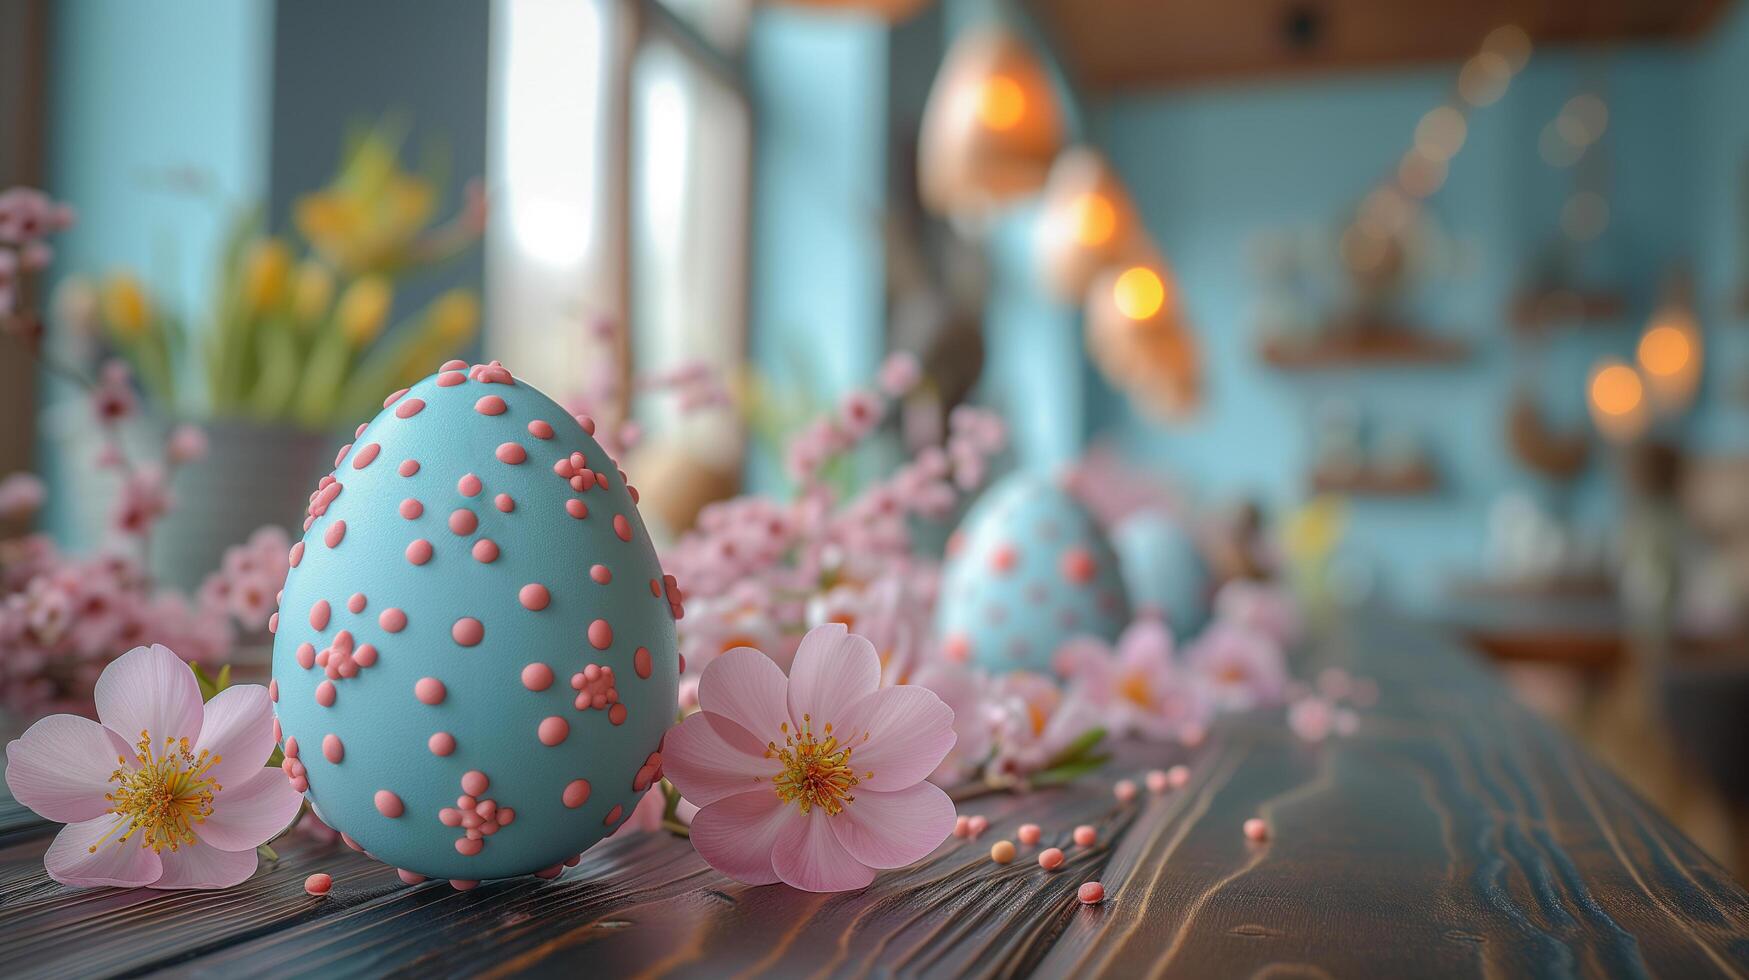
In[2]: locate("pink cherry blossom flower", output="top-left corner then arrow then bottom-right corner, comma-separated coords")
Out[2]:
1184,621 -> 1288,712
0,472 -> 46,520
3,644 -> 302,889
986,671 -> 1102,780
907,660 -> 992,785
166,425 -> 209,465
662,624 -> 958,892
877,351 -> 921,396
1213,579 -> 1300,647
1056,618 -> 1211,742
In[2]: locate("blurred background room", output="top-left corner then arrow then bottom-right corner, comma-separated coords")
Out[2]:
3,0 -> 1749,874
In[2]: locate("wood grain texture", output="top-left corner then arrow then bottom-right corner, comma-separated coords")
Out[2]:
1,613 -> 1746,978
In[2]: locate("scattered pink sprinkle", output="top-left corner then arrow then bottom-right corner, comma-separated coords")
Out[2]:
1244,818 -> 1269,842
967,815 -> 989,838
1146,770 -> 1169,794
1114,779 -> 1138,803
1039,847 -> 1065,870
1078,881 -> 1105,904
1167,765 -> 1190,789
304,873 -> 333,896
1073,825 -> 1096,847
1018,823 -> 1041,846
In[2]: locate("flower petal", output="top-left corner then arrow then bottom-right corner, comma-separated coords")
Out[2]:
771,806 -> 875,893
94,644 -> 203,745
831,781 -> 956,869
786,624 -> 880,731
5,714 -> 131,823
697,647 -> 793,742
150,841 -> 258,890
837,685 -> 956,792
44,816 -> 163,888
661,711 -> 775,808
688,789 -> 793,886
197,766 -> 304,852
192,684 -> 277,792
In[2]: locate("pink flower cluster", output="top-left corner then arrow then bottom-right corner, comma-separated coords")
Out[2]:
667,352 -> 1007,676
0,187 -> 74,316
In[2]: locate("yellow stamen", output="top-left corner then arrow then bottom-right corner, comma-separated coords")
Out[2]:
90,729 -> 223,854
766,713 -> 867,816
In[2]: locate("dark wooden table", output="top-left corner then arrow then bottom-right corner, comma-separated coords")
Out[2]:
3,613 -> 1747,978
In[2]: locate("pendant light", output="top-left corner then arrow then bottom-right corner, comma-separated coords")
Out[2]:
780,0 -> 934,21
918,25 -> 1064,217
1035,147 -> 1140,300
1085,256 -> 1200,419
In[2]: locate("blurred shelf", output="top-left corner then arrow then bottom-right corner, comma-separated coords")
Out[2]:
1508,288 -> 1628,332
1446,574 -> 1614,600
1309,460 -> 1438,496
1260,328 -> 1468,369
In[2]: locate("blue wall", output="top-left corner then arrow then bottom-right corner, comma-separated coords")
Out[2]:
1690,2 -> 1749,454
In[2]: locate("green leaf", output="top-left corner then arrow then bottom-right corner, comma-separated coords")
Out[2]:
189,662 -> 234,702
265,745 -> 284,769
257,843 -> 279,863
1029,754 -> 1112,787
1044,727 -> 1107,770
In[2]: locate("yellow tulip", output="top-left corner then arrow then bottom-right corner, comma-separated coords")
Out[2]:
336,276 -> 393,347
428,289 -> 479,344
291,259 -> 334,324
101,272 -> 152,340
242,238 -> 292,315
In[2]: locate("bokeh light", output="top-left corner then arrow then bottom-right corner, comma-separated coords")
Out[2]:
978,75 -> 1026,130
1113,266 -> 1166,321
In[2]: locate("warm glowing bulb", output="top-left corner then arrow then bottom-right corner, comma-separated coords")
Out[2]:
1590,364 -> 1643,417
978,76 -> 1026,131
1638,324 -> 1690,377
1072,193 -> 1116,247
1113,266 -> 1166,321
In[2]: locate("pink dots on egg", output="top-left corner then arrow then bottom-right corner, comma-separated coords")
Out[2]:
268,679 -> 279,702
527,419 -> 553,439
406,539 -> 433,565
310,599 -> 332,631
442,359 -> 466,372
457,473 -> 482,497
1061,548 -> 1097,584
565,499 -> 588,520
475,395 -> 506,416
353,643 -> 377,668
394,397 -> 425,419
324,520 -> 347,548
613,515 -> 632,542
452,617 -> 484,647
384,387 -> 409,407
296,643 -> 316,669
495,442 -> 527,465
428,732 -> 456,756
316,680 -> 337,707
268,613 -> 279,634
399,498 -> 423,519
398,459 -> 420,477
455,838 -> 483,857
588,619 -> 613,650
350,443 -> 381,470
462,770 -> 489,796
608,703 -> 627,726
563,779 -> 591,808
590,564 -> 611,584
375,790 -> 405,818
990,545 -> 1018,574
449,509 -> 478,535
437,371 -> 465,387
322,733 -> 344,763
472,539 -> 500,563
633,646 -> 652,679
519,583 -> 550,610
603,804 -> 623,827
537,716 -> 570,746
494,493 -> 514,513
347,592 -> 367,614
289,542 -> 304,568
522,663 -> 554,691
415,677 -> 447,705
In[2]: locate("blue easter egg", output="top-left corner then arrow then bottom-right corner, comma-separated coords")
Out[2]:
271,364 -> 679,882
935,472 -> 1130,673
1112,511 -> 1209,636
